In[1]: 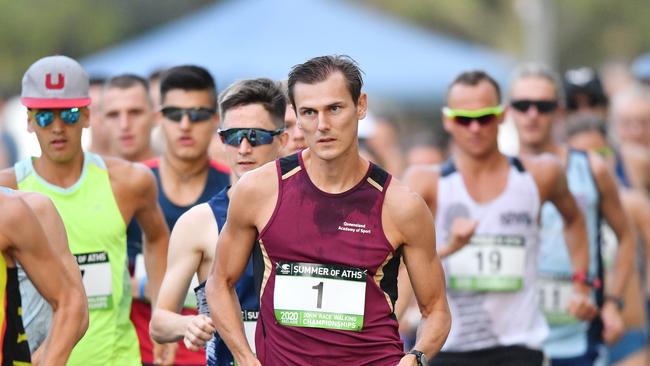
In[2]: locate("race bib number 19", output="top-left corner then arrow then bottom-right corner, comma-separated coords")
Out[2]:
447,235 -> 526,292
273,262 -> 367,331
76,251 -> 113,310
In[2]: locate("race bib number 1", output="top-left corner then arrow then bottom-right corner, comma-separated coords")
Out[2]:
447,235 -> 526,292
273,262 -> 367,331
76,251 -> 113,310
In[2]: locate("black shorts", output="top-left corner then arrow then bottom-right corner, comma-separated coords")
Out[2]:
429,345 -> 544,366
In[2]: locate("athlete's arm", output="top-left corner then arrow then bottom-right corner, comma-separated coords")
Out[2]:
206,168 -> 274,366
385,180 -> 451,362
151,203 -> 216,348
129,163 -> 169,306
402,164 -> 476,259
624,190 -> 650,289
527,156 -> 596,321
589,153 -> 634,344
19,192 -> 87,361
1,194 -> 88,365
590,153 -> 635,299
0,168 -> 18,189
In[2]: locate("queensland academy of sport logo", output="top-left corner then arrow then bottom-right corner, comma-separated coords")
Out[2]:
337,221 -> 371,235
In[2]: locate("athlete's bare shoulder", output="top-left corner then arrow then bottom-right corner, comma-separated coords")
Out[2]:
228,160 -> 279,229
0,193 -> 31,251
233,160 -> 278,198
519,152 -> 563,193
17,191 -> 56,215
383,176 -> 436,246
174,202 -> 218,255
103,156 -> 157,194
0,167 -> 18,188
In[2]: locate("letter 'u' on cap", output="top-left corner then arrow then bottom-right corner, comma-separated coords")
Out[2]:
20,55 -> 91,109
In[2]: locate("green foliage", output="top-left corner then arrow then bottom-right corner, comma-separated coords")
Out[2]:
358,0 -> 650,70
0,0 -> 214,94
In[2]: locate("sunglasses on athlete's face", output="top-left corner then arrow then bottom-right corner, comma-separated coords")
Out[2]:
510,100 -> 558,114
442,106 -> 504,127
160,106 -> 215,123
218,128 -> 284,147
29,108 -> 82,128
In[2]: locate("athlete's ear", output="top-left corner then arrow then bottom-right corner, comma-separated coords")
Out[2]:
497,106 -> 507,126
278,130 -> 289,148
441,110 -> 454,133
26,111 -> 35,133
81,107 -> 90,128
356,93 -> 367,121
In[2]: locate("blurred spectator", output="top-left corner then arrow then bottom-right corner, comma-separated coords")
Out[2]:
102,74 -> 156,162
564,66 -> 608,119
278,80 -> 306,157
601,61 -> 635,98
405,134 -> 448,167
149,69 -> 167,156
609,84 -> 650,195
87,76 -> 111,155
0,92 -> 18,169
610,84 -> 650,147
632,53 -> 650,85
567,113 -> 650,366
363,112 -> 405,176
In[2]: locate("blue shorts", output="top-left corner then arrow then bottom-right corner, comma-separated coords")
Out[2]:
607,328 -> 647,364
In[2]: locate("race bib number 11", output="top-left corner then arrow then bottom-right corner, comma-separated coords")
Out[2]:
538,274 -> 578,326
273,262 -> 367,331
76,251 -> 113,310
447,235 -> 526,292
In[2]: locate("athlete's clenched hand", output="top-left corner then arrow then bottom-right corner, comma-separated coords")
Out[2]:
601,302 -> 625,345
183,314 -> 216,351
396,353 -> 418,366
567,292 -> 597,321
447,218 -> 478,253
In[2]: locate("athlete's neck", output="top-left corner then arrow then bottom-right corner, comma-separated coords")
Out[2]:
519,138 -> 560,156
130,148 -> 156,163
161,152 -> 210,184
453,146 -> 506,176
33,151 -> 85,189
519,140 -> 567,165
227,172 -> 239,199
302,147 -> 369,194
159,152 -> 211,206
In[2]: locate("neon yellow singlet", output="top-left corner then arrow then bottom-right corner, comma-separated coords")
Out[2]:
15,152 -> 139,366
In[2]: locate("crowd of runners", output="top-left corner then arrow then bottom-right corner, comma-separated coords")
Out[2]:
0,52 -> 649,366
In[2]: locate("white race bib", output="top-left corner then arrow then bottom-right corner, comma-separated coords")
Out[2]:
447,235 -> 526,292
538,274 -> 579,326
76,251 -> 112,310
242,310 -> 258,354
273,262 -> 367,331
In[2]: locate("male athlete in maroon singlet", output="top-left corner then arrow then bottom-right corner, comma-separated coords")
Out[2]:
206,55 -> 450,366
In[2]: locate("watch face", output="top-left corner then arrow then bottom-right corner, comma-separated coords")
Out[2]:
410,351 -> 426,366
418,354 -> 427,366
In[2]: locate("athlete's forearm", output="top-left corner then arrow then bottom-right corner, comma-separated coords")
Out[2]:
206,276 -> 255,363
563,211 -> 590,279
41,288 -> 88,365
609,228 -> 635,298
143,235 -> 168,306
411,307 -> 451,359
150,309 -> 190,343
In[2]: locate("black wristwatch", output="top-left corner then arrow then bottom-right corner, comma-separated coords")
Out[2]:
407,349 -> 427,366
605,295 -> 625,311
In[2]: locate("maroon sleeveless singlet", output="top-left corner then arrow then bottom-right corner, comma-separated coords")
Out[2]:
254,152 -> 404,365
